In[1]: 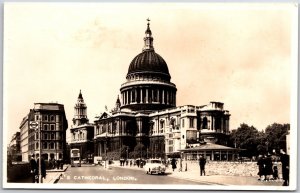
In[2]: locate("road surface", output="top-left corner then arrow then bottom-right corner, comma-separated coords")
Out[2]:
58,165 -> 207,185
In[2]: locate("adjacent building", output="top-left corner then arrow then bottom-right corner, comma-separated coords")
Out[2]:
69,90 -> 94,163
94,20 -> 235,161
19,103 -> 68,162
8,132 -> 21,162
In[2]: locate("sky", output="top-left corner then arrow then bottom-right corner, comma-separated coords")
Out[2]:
3,3 -> 297,143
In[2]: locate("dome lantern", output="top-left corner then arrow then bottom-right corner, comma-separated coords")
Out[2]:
143,18 -> 154,51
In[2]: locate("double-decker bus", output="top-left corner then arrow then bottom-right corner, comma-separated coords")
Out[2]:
70,148 -> 81,167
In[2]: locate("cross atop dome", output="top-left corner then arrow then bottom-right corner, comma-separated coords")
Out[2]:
143,18 -> 154,51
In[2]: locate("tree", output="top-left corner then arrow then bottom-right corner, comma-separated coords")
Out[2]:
229,123 -> 261,157
264,123 -> 289,153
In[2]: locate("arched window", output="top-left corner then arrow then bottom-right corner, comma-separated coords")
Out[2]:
202,117 -> 208,129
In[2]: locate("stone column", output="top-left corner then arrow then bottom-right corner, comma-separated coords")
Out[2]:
135,89 -> 137,102
157,89 -> 160,103
151,89 -> 154,102
146,88 -> 149,103
122,93 -> 125,105
166,90 -> 169,105
162,90 -> 165,104
130,90 -> 133,103
140,88 -> 143,103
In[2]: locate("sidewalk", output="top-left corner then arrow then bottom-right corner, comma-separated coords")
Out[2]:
110,161 -> 283,186
43,164 -> 69,183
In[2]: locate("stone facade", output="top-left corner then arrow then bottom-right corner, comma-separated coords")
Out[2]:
69,91 -> 94,162
93,21 -> 231,160
19,103 -> 68,161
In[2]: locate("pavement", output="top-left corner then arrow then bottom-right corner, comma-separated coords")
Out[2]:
109,161 -> 284,186
42,165 -> 69,183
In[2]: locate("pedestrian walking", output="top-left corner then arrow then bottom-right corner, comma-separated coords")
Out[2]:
30,155 -> 38,183
257,155 -> 264,180
272,162 -> 279,180
280,149 -> 289,186
36,156 -> 47,182
171,158 -> 177,171
178,158 -> 182,172
199,155 -> 206,176
264,154 -> 273,181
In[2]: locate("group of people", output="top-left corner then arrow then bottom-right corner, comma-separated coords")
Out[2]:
48,158 -> 64,170
257,149 -> 289,186
29,155 -> 46,183
119,159 -> 145,168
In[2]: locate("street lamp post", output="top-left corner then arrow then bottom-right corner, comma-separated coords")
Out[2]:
38,123 -> 43,183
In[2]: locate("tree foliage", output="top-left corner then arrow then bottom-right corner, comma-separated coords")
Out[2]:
264,123 -> 289,152
229,122 -> 290,157
229,123 -> 260,157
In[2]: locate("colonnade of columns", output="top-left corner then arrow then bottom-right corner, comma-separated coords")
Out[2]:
121,87 -> 176,106
74,107 -> 87,118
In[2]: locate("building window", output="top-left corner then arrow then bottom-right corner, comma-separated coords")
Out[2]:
50,115 -> 55,122
82,133 -> 85,139
51,133 -> 55,140
160,120 -> 164,129
182,119 -> 185,127
50,142 -> 55,149
43,115 -> 48,121
202,117 -> 208,129
168,140 -> 173,145
35,115 -> 40,121
50,124 -> 55,130
43,124 -> 48,131
189,118 -> 194,128
36,142 -> 39,149
44,133 -> 48,140
168,146 -> 173,152
43,142 -> 47,149
36,132 -> 39,140
73,133 -> 75,140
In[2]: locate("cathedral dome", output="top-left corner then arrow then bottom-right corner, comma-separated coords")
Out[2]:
127,50 -> 170,79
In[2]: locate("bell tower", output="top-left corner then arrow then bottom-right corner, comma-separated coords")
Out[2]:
73,90 -> 89,126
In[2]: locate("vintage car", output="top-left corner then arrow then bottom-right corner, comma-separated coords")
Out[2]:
144,159 -> 166,175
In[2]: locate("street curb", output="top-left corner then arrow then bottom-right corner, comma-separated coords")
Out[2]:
53,173 -> 62,184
